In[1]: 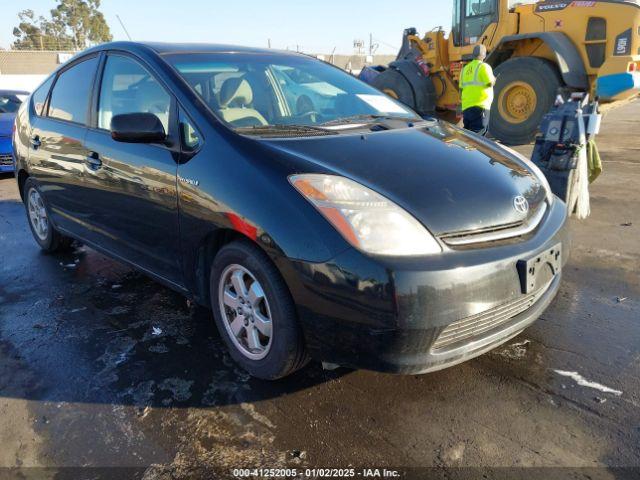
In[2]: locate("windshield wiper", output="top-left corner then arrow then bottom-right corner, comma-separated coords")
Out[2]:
320,114 -> 419,127
235,124 -> 337,136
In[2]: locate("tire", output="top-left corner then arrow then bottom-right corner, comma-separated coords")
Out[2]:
371,67 -> 416,110
23,178 -> 73,253
490,57 -> 562,145
209,240 -> 309,380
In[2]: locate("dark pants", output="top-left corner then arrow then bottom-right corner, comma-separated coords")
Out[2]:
463,107 -> 490,136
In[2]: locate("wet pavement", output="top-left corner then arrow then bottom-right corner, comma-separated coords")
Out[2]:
1,101 -> 639,479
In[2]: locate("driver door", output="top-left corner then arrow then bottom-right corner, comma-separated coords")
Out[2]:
83,52 -> 183,286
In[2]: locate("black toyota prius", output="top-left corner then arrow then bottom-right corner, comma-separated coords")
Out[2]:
13,42 -> 568,379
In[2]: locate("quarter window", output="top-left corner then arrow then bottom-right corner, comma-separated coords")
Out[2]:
179,110 -> 201,151
31,76 -> 54,116
98,55 -> 171,133
48,56 -> 99,124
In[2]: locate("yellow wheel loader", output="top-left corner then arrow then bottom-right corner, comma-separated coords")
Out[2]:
361,0 -> 640,144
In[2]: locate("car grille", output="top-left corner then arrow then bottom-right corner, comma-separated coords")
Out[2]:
0,154 -> 13,166
431,281 -> 552,351
439,202 -> 547,247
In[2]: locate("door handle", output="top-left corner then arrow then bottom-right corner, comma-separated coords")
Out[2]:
30,135 -> 41,149
85,151 -> 102,169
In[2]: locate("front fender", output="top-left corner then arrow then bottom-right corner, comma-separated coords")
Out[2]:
488,32 -> 589,90
176,128 -> 352,301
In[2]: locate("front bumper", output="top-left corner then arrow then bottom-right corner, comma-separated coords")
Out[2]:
596,55 -> 640,102
0,139 -> 14,172
281,198 -> 569,374
597,71 -> 640,101
0,162 -> 15,173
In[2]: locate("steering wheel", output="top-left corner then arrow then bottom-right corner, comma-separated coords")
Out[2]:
296,96 -> 319,122
298,110 -> 320,122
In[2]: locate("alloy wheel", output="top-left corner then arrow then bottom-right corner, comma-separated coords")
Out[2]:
27,188 -> 49,241
218,264 -> 273,360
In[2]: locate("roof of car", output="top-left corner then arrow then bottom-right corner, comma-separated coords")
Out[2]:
86,41 -> 303,57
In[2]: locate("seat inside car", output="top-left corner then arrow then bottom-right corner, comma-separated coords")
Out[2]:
217,77 -> 268,127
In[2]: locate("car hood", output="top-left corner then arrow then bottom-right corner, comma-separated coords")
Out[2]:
0,113 -> 15,136
260,122 -> 547,236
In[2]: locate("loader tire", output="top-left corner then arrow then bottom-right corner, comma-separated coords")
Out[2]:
371,68 -> 417,111
490,57 -> 562,145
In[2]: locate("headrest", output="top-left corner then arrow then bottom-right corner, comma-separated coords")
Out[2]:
219,77 -> 253,108
136,80 -> 170,111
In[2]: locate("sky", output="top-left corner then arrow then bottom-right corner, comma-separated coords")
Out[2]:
0,0 -> 453,54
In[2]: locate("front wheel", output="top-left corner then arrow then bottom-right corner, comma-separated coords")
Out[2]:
23,178 -> 73,253
490,57 -> 562,145
209,241 -> 309,379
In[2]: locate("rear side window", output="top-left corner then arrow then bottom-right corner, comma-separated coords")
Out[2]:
98,55 -> 172,133
31,76 -> 54,116
48,56 -> 99,124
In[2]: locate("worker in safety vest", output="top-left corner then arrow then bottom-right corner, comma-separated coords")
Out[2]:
460,44 -> 496,136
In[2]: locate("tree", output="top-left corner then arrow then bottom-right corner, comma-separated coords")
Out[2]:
12,0 -> 112,51
12,10 -> 71,50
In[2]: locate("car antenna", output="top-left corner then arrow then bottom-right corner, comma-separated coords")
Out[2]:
116,14 -> 133,41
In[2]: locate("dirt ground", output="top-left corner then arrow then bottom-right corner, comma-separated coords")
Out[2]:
0,100 -> 638,480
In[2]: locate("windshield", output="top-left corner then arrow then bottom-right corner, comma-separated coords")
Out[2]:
165,53 -> 419,132
0,94 -> 23,114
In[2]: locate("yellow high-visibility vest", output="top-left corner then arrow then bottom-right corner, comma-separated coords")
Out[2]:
460,60 -> 495,111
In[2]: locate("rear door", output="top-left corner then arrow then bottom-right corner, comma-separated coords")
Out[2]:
28,55 -> 100,236
83,52 -> 183,285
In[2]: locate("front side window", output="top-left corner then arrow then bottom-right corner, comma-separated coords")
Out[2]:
98,55 -> 172,133
165,53 -> 418,133
48,56 -> 99,124
31,77 -> 54,116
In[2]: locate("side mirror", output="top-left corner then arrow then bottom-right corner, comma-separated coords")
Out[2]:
110,112 -> 166,143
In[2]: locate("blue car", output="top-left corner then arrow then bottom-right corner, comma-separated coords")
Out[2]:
0,90 -> 29,173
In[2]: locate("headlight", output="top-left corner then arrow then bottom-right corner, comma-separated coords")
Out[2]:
289,174 -> 441,256
499,144 -> 554,205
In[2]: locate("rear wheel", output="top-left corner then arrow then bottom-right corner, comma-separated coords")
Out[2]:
490,57 -> 562,145
23,178 -> 73,253
209,240 -> 308,379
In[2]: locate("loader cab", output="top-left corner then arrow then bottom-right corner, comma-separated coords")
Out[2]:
450,0 -> 499,58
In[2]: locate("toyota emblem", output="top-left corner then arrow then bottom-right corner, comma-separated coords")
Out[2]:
513,195 -> 529,214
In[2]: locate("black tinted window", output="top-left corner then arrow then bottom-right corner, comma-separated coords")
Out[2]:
48,56 -> 99,124
31,76 -> 54,116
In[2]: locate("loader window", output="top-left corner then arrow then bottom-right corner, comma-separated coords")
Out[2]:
585,17 -> 607,68
462,0 -> 498,45
452,0 -> 463,46
466,0 -> 494,16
